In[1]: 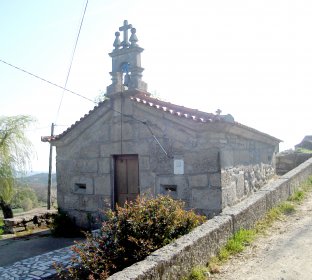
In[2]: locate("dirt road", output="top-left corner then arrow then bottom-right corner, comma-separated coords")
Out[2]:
211,192 -> 312,280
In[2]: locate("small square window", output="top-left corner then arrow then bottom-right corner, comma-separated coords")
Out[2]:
75,183 -> 86,192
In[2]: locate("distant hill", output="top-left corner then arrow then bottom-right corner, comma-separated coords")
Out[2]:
17,173 -> 57,188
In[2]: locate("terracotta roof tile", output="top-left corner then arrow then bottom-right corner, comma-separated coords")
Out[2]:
42,91 -> 280,143
130,92 -> 226,124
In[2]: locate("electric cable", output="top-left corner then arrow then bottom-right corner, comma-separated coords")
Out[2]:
0,61 -> 170,157
0,58 -> 96,104
55,0 -> 89,123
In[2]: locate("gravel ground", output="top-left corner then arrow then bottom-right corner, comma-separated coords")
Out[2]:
210,191 -> 312,280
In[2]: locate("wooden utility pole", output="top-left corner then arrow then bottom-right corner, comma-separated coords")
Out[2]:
47,123 -> 54,210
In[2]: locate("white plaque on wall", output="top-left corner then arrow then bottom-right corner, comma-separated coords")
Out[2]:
174,159 -> 184,175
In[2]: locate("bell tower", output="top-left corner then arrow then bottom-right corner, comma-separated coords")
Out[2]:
106,20 -> 148,96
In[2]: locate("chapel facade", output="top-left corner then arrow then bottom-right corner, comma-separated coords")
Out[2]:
42,20 -> 280,228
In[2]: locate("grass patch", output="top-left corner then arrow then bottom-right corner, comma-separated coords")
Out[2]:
288,190 -> 305,202
278,202 -> 295,215
181,266 -> 209,280
296,147 -> 312,154
219,229 -> 255,261
15,229 -> 34,237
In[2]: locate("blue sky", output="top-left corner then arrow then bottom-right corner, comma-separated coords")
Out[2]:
1,0 -> 312,172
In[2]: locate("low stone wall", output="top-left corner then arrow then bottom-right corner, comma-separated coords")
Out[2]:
108,157 -> 312,280
3,210 -> 57,234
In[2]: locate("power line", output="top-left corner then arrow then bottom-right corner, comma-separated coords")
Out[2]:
0,56 -> 170,157
55,0 -> 89,123
0,58 -> 96,104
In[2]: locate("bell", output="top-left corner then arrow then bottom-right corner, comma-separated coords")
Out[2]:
123,73 -> 131,86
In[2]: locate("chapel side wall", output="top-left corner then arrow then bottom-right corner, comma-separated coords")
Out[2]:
219,135 -> 279,208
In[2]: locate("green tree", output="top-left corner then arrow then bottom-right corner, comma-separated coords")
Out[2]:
0,115 -> 34,218
11,186 -> 39,211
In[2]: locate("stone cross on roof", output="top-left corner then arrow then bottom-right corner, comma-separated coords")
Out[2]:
119,20 -> 132,48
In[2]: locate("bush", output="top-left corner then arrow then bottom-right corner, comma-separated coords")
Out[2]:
11,187 -> 39,211
58,195 -> 206,279
20,197 -> 33,212
50,211 -> 84,238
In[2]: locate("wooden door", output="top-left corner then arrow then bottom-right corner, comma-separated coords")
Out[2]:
114,155 -> 139,207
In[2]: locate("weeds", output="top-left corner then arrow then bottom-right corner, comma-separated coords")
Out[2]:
219,229 -> 256,261
288,190 -> 305,202
181,266 -> 209,280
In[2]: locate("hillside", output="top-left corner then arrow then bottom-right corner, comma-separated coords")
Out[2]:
17,173 -> 56,188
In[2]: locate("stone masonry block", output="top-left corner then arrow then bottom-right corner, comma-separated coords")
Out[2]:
139,155 -> 150,170
74,159 -> 98,173
222,182 -> 237,208
94,175 -> 111,196
191,187 -> 222,212
220,149 -> 234,169
98,157 -> 111,174
100,142 -> 121,157
260,178 -> 290,210
63,194 -> 80,210
156,175 -> 189,201
140,172 -> 156,194
70,176 -> 94,195
220,170 -> 231,188
79,195 -> 101,212
208,173 -> 221,188
235,172 -> 245,199
79,144 -> 100,158
122,141 -> 150,155
189,174 -> 208,187
221,191 -> 267,233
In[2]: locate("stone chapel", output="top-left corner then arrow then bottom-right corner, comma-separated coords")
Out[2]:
42,20 -> 281,228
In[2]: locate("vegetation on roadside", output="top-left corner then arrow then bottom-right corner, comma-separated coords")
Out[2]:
50,211 -> 84,238
183,176 -> 312,280
181,266 -> 210,280
295,147 -> 312,154
56,195 -> 206,280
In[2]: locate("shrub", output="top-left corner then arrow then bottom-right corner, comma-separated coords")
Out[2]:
11,187 -> 39,211
57,195 -> 206,279
50,211 -> 84,238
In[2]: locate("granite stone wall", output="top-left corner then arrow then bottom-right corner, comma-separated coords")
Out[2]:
221,163 -> 275,208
